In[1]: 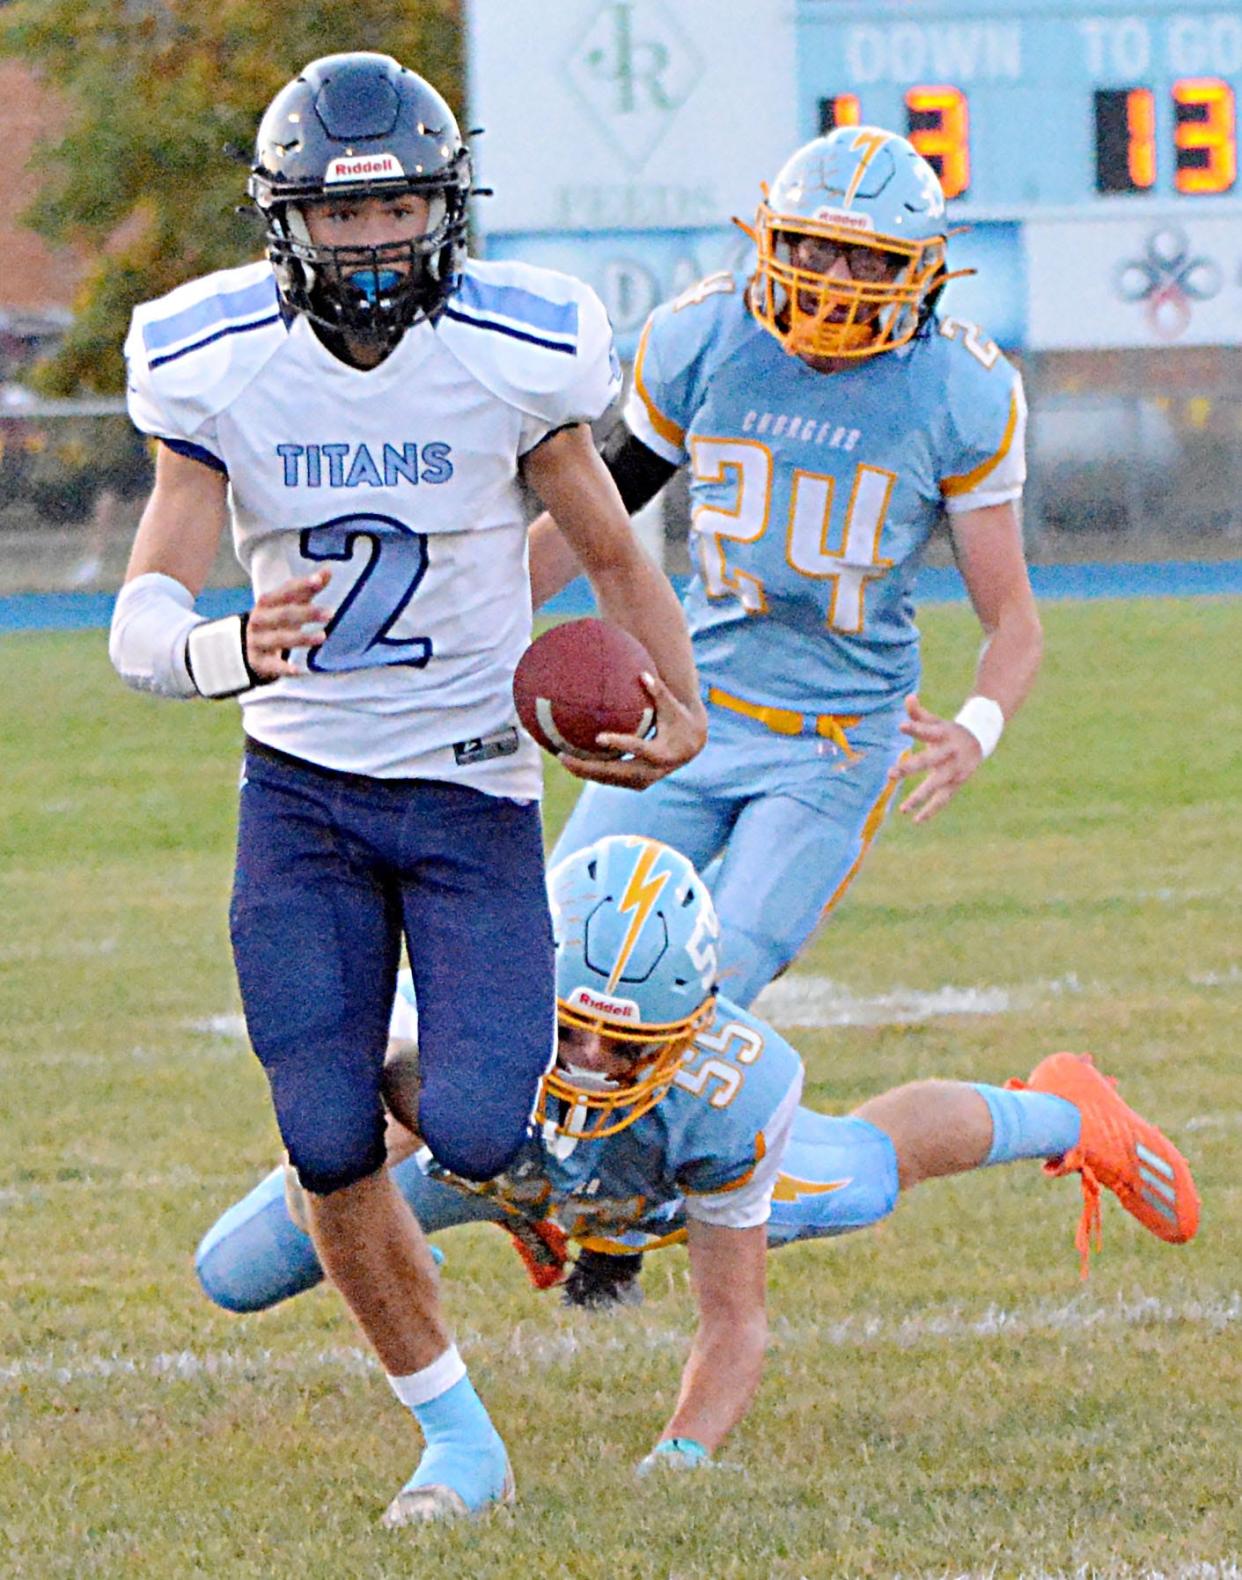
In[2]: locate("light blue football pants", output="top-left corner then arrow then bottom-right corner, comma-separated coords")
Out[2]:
194,1107 -> 899,1313
551,700 -> 906,1007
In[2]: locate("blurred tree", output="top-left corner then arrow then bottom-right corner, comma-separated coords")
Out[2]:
0,0 -> 463,394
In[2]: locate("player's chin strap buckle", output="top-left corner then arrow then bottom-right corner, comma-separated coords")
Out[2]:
186,613 -> 264,699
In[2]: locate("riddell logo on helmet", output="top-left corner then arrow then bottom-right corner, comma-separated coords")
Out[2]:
568,987 -> 640,1021
325,153 -> 406,183
813,207 -> 875,231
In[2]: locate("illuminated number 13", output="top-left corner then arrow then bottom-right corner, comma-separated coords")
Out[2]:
690,437 -> 896,636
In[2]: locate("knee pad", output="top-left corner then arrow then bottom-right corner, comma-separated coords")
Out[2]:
266,1057 -> 388,1196
767,1114 -> 900,1246
718,923 -> 789,1011
419,1117 -> 527,1183
288,1129 -> 388,1197
417,1083 -> 529,1183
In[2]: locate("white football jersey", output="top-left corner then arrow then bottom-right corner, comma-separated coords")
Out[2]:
125,257 -> 621,795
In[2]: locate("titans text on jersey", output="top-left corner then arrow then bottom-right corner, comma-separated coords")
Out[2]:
275,441 -> 454,489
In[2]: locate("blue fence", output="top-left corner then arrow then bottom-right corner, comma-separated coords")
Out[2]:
3,561 -> 1239,636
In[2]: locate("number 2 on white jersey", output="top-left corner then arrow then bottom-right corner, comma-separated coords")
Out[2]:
301,513 -> 433,673
690,438 -> 896,636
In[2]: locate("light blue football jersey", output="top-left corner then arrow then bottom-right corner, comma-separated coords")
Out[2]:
421,991 -> 804,1249
624,273 -> 1026,718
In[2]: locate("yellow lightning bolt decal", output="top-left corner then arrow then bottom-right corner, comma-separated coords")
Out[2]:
843,129 -> 891,206
771,1174 -> 850,1204
607,840 -> 671,993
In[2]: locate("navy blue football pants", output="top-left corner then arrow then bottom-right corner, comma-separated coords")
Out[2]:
229,742 -> 556,1192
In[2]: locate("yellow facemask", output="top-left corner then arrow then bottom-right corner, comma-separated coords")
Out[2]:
537,996 -> 716,1142
744,201 -> 951,360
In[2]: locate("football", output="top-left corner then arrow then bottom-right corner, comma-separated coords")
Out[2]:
513,618 -> 655,759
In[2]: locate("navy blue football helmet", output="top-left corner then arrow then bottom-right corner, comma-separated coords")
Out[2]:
249,53 -> 472,348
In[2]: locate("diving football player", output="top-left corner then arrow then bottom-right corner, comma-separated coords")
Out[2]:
196,837 -> 1200,1481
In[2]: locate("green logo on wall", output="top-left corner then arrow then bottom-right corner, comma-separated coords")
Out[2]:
567,1 -> 703,170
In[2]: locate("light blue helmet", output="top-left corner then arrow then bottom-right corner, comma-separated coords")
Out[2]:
748,126 -> 951,359
543,836 -> 719,1139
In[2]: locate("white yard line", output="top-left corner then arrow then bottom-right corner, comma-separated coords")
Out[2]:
915,1567 -> 1241,1580
189,1013 -> 249,1039
751,973 -> 1085,1027
183,953 -> 1240,1041
6,1290 -> 1236,1389
1189,965 -> 1242,988
0,1344 -> 376,1386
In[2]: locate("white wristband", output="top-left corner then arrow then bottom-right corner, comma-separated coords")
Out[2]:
185,614 -> 257,699
954,695 -> 1005,759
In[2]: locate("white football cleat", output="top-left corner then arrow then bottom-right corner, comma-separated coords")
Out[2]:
381,1458 -> 516,1527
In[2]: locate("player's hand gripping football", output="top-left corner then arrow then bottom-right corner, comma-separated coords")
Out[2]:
245,568 -> 331,680
561,669 -> 707,791
888,693 -> 984,824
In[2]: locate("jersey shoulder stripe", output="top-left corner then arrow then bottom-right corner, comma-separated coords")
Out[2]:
437,260 -> 620,429
126,263 -> 289,444
631,316 -> 685,454
924,324 -> 1027,509
940,386 -> 1020,497
141,271 -> 281,368
624,272 -> 755,464
446,272 -> 579,354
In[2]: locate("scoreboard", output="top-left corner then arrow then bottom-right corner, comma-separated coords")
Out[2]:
799,2 -> 1242,213
469,0 -> 1242,350
820,78 -> 1234,200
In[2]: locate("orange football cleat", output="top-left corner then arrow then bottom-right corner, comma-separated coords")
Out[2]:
500,1215 -> 569,1290
1007,1051 -> 1200,1278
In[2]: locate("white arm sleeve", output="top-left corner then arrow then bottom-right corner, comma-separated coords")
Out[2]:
108,573 -> 203,699
684,1066 -> 804,1230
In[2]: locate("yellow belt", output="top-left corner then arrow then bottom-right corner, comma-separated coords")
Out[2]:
706,686 -> 861,758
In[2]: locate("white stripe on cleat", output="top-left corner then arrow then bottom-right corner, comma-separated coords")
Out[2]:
1139,1164 -> 1178,1202
1136,1142 -> 1176,1180
1139,1187 -> 1180,1224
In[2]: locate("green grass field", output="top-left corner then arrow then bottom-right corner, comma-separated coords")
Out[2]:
1,601 -> 1239,1579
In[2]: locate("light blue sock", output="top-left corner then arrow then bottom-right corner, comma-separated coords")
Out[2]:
970,1083 -> 1081,1167
406,1376 -> 509,1508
